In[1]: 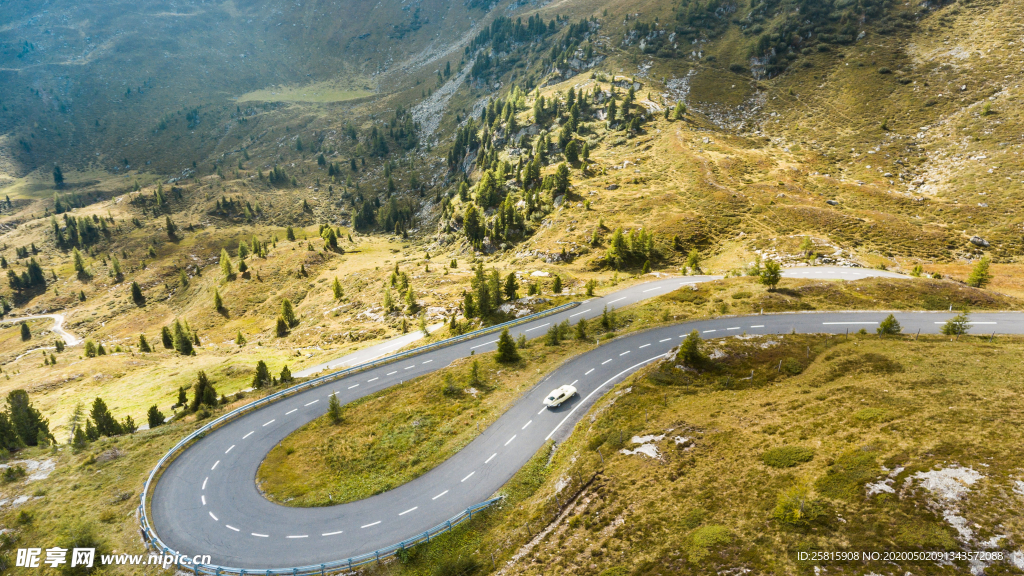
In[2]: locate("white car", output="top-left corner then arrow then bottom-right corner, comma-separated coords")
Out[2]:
543,384 -> 577,408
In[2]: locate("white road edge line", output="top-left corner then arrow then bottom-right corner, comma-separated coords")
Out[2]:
486,453 -> 497,464
361,521 -> 381,528
545,355 -> 665,442
462,472 -> 475,482
505,435 -> 516,446
432,490 -> 448,500
399,507 -> 418,516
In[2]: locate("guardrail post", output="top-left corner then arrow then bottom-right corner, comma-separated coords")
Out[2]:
468,508 -> 473,520
447,520 -> 452,533
321,563 -> 325,575
375,551 -> 380,564
348,558 -> 352,570
425,531 -> 430,543
192,564 -> 197,575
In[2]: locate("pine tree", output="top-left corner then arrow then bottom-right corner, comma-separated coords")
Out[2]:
189,371 -> 218,411
496,328 -> 520,363
286,226 -> 296,241
384,287 -> 394,313
545,323 -> 561,346
275,316 -> 289,337
332,277 -> 344,299
73,247 -> 86,275
327,394 -> 343,424
131,281 -> 145,305
759,260 -> 782,291
90,397 -> 123,437
281,298 -> 297,327
876,314 -> 902,336
966,257 -> 992,288
405,286 -> 419,314
575,319 -> 588,340
220,248 -> 233,278
235,331 -> 246,346
165,216 -> 177,239
941,311 -> 970,336
279,365 -> 293,383
172,320 -> 194,355
177,386 -> 188,407
147,405 -> 166,428
252,360 -> 273,389
213,288 -> 224,311
503,273 -> 519,300
685,249 -> 702,274
138,334 -> 152,352
678,330 -> 706,367
20,322 -> 30,341
552,275 -> 563,294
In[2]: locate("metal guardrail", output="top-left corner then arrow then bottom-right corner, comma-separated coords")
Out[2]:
138,301 -> 580,574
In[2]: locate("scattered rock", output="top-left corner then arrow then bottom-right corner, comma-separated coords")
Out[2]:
826,199 -> 839,206
969,236 -> 989,247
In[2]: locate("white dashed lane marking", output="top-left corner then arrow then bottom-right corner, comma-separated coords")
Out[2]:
304,400 -> 318,406
486,453 -> 497,464
585,368 -> 595,375
286,409 -> 297,415
601,359 -> 612,365
361,521 -> 381,529
750,325 -> 764,328
202,477 -> 208,490
209,512 -> 218,521
225,444 -> 235,454
933,321 -> 996,324
537,407 -> 546,415
368,377 -> 378,382
322,531 -> 343,536
639,344 -> 651,349
470,340 -> 498,349
608,297 -> 626,304
522,420 -> 532,430
727,327 -> 740,331
262,420 -> 275,427
243,431 -> 254,439
422,359 -> 433,364
462,472 -> 475,482
286,535 -> 308,539
569,309 -> 591,317
703,329 -> 716,333
505,435 -> 516,446
620,351 -> 630,356
201,495 -> 206,505
432,490 -> 448,500
348,384 -> 359,389
211,460 -> 220,470
404,365 -> 415,370
252,533 -> 269,538
387,371 -> 398,376
226,525 -> 239,532
524,323 -> 550,332
399,507 -> 418,516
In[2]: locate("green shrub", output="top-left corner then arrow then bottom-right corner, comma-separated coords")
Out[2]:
772,484 -> 824,526
687,525 -> 732,563
762,446 -> 815,468
780,357 -> 803,375
731,291 -> 752,299
815,450 -> 879,500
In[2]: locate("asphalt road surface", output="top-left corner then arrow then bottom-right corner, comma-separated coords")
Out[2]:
150,267 -> 1021,569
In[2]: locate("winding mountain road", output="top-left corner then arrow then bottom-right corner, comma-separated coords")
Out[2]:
148,267 -> 1021,570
